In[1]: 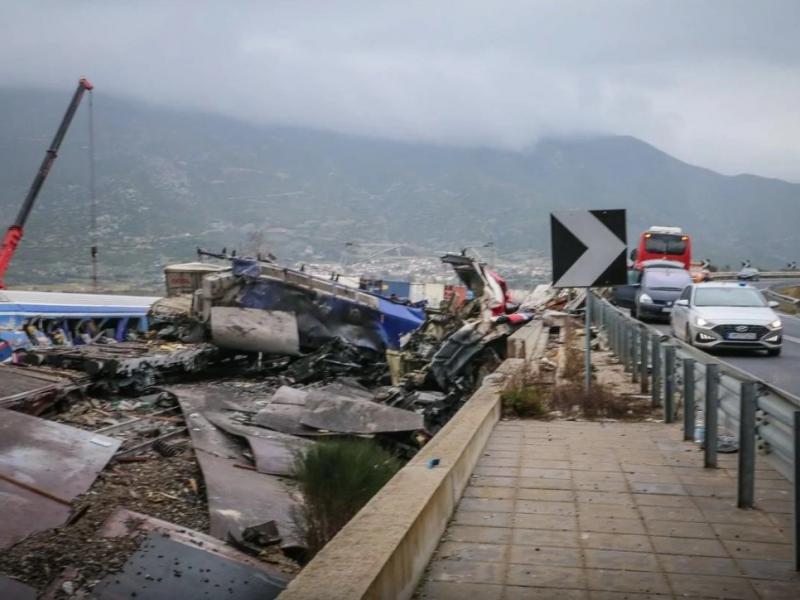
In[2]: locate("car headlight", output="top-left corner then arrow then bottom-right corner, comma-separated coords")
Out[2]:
768,319 -> 782,330
695,316 -> 712,327
639,293 -> 653,304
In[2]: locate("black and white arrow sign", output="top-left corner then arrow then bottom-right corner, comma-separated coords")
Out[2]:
550,209 -> 627,288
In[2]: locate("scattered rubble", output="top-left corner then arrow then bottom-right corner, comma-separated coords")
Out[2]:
1,251 -> 547,594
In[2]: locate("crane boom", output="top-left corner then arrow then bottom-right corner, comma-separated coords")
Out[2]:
0,77 -> 94,289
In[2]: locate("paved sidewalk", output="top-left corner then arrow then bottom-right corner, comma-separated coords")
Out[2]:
417,420 -> 799,600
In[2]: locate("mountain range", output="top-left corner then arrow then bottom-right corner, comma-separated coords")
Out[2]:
1,88 -> 798,290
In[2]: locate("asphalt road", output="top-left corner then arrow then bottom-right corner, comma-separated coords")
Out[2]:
651,278 -> 800,398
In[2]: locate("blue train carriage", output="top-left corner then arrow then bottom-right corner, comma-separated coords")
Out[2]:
0,290 -> 160,361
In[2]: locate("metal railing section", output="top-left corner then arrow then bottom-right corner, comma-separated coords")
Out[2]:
590,293 -> 800,569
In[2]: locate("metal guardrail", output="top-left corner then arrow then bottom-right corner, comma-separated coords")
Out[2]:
590,294 -> 800,569
763,288 -> 800,307
709,271 -> 800,281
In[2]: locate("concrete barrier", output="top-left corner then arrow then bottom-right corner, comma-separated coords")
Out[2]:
278,358 -> 526,600
506,320 -> 544,361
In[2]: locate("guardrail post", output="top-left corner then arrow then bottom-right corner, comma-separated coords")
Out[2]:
704,363 -> 719,468
631,327 -> 639,384
737,382 -> 757,509
640,327 -> 649,394
664,346 -> 675,423
622,321 -> 631,372
683,358 -> 695,441
627,326 -> 636,375
794,411 -> 800,571
608,313 -> 615,355
651,334 -> 661,407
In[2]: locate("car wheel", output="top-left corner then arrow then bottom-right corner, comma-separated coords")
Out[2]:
767,347 -> 781,357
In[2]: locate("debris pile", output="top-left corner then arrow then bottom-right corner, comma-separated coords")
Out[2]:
0,252 -> 544,596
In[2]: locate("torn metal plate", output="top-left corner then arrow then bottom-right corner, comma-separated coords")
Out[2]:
269,385 -> 308,406
197,451 -> 301,552
205,411 -> 312,476
0,409 -> 120,547
0,480 -> 71,550
174,390 -> 302,552
302,388 -> 424,434
252,402 -> 319,436
91,532 -> 287,599
0,407 -> 120,549
211,307 -> 300,355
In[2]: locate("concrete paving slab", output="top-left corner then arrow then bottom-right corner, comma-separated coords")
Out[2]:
667,573 -> 758,600
445,525 -> 512,545
507,544 -> 582,568
588,593 -> 671,600
735,559 -> 800,581
578,516 -> 648,535
417,581 -> 503,599
463,486 -> 516,499
712,523 -> 791,544
437,541 -> 507,563
504,586 -> 588,599
723,540 -> 794,562
657,554 -> 740,577
579,532 -> 652,553
644,519 -> 717,539
650,535 -> 729,557
584,568 -> 670,595
583,549 -> 660,571
427,559 -> 505,585
517,488 -> 574,502
750,579 -> 800,600
576,491 -> 637,506
418,420 -> 800,600
516,500 -> 577,515
505,564 -> 585,589
512,528 -> 580,548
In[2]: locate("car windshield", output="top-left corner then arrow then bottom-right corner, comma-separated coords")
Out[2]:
644,234 -> 687,255
694,287 -> 766,307
643,269 -> 692,291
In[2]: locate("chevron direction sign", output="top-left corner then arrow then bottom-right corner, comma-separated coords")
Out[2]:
550,209 -> 627,288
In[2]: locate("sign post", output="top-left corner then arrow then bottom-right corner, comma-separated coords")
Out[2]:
550,209 -> 627,392
584,291 -> 591,392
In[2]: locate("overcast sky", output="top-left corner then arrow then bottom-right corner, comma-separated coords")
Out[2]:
2,1 -> 799,180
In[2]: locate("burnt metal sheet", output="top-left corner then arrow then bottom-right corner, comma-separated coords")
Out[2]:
0,575 -> 37,600
178,391 -> 243,461
93,508 -> 292,589
197,452 -> 301,552
90,532 -> 287,599
174,389 -> 302,552
0,479 -> 71,549
211,307 -> 300,355
0,408 -> 119,548
252,402 -> 318,436
0,408 -> 120,500
204,411 -> 312,476
301,385 -> 424,434
0,363 -> 87,414
270,385 -> 308,406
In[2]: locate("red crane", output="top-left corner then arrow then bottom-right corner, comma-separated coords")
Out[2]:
0,77 -> 94,289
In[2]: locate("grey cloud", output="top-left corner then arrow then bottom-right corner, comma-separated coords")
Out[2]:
1,0 -> 799,179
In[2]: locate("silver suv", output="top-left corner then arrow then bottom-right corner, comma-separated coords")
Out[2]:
670,282 -> 783,356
